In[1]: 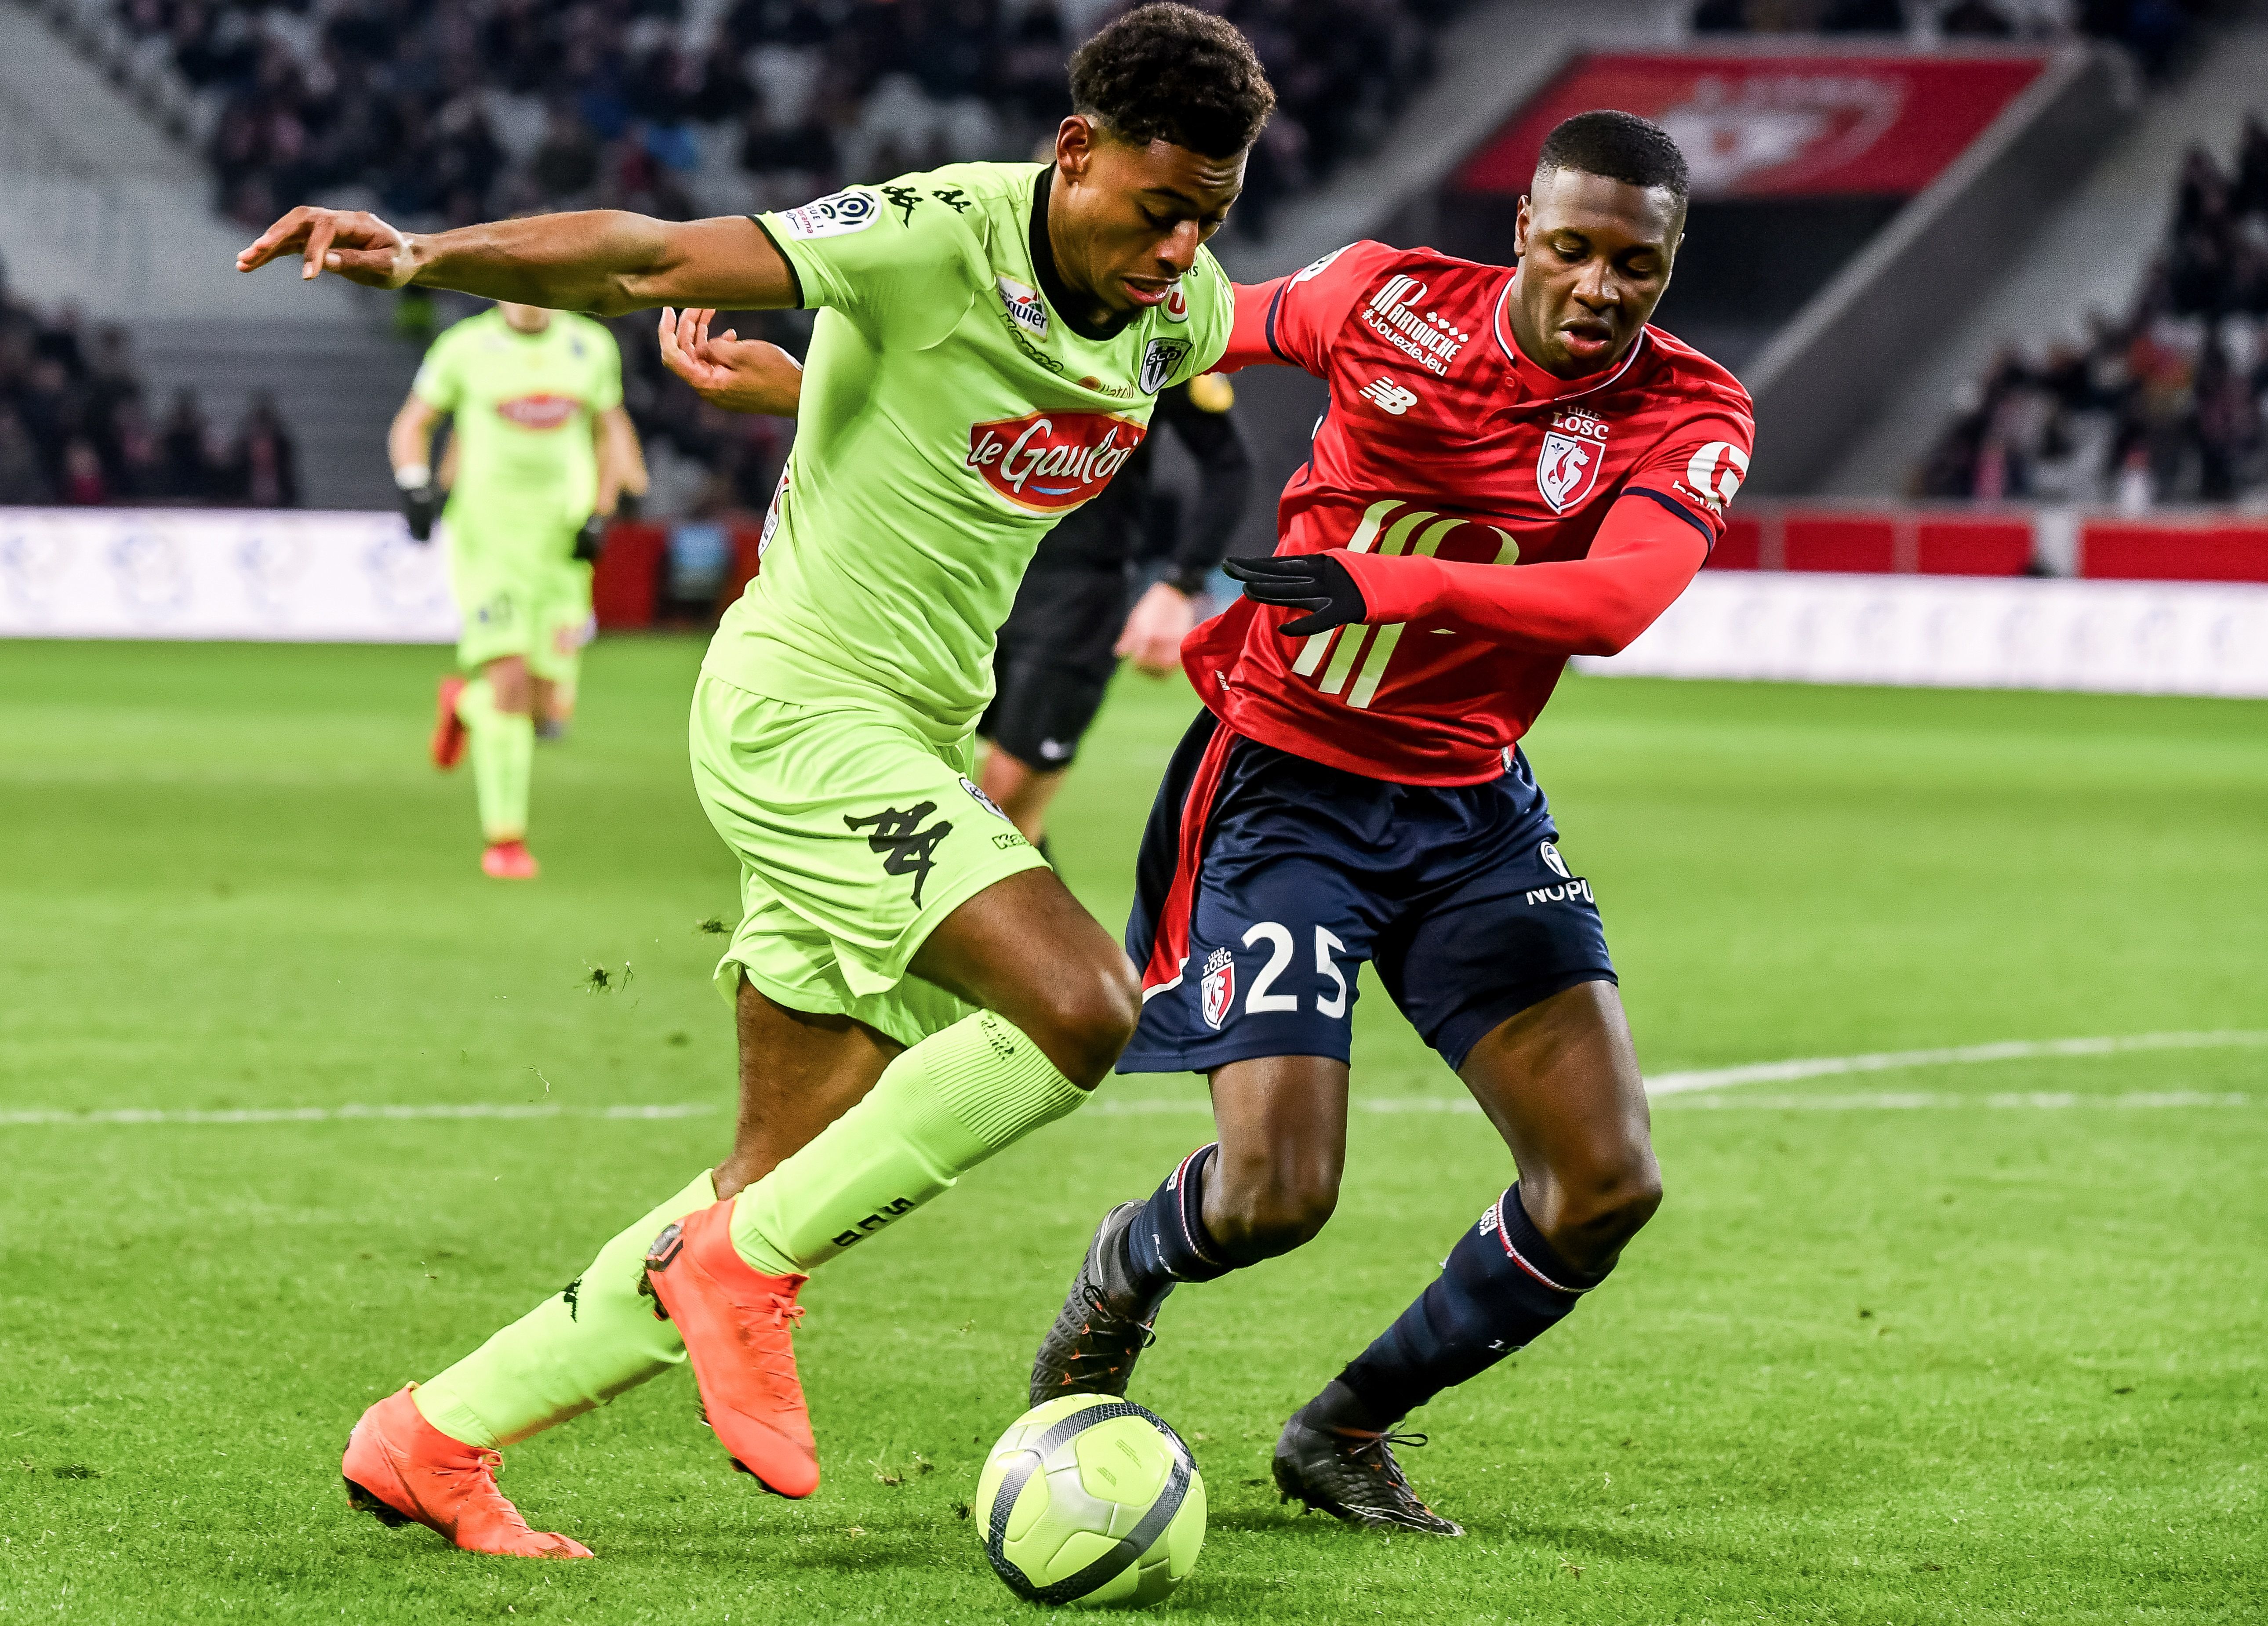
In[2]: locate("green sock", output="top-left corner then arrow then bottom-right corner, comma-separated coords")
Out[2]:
457,676 -> 534,842
730,1011 -> 1087,1275
413,1168 -> 714,1449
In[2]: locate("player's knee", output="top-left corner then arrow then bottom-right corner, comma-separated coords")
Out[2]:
1207,1158 -> 1338,1260
1031,953 -> 1140,1089
1540,1149 -> 1661,1270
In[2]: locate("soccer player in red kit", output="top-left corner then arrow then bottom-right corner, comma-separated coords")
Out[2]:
1031,111 -> 1754,1534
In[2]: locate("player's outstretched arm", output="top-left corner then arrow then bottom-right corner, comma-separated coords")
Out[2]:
235,208 -> 797,316
656,307 -> 804,416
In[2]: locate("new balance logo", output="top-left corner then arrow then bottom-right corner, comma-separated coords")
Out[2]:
1359,377 -> 1418,416
845,802 -> 953,905
1362,275 -> 1469,376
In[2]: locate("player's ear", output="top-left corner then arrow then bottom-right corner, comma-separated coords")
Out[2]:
1514,196 -> 1532,259
1056,116 -> 1098,181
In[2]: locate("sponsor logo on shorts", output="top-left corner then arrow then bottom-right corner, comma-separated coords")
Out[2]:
958,775 -> 1010,820
844,802 -> 952,907
1540,839 -> 1569,878
1523,878 -> 1595,907
1140,338 -> 1191,396
996,275 -> 1048,339
778,188 -> 880,239
495,393 -> 580,431
1199,946 -> 1236,1030
966,411 -> 1146,513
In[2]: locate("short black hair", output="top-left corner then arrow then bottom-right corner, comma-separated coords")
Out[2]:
1068,4 -> 1275,160
1536,110 -> 1690,200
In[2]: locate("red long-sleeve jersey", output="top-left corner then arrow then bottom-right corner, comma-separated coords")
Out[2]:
1186,239 -> 1756,785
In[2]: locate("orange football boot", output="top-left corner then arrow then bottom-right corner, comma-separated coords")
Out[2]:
430,675 -> 469,770
640,1203 -> 818,1497
341,1385 -> 592,1559
480,840 -> 539,880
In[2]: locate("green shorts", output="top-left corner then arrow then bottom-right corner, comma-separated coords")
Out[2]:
447,521 -> 592,683
688,672 -> 1051,1049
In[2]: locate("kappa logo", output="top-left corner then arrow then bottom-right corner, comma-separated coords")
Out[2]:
1684,440 -> 1750,512
1140,337 -> 1191,395
844,802 -> 953,906
1199,946 -> 1236,1029
1361,275 -> 1470,377
778,188 -> 880,239
495,393 -> 579,431
966,410 -> 1146,512
996,275 -> 1048,339
1540,839 -> 1570,879
1359,376 -> 1418,416
1537,409 -> 1610,513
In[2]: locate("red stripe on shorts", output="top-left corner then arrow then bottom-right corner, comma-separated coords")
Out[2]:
1138,719 -> 1242,996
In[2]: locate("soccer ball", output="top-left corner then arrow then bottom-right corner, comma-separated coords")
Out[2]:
974,1394 -> 1207,1608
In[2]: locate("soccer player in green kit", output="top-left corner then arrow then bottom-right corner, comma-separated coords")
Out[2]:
236,4 -> 1271,1558
389,300 -> 646,878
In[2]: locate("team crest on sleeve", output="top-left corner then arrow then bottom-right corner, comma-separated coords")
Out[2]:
1140,338 -> 1192,395
1199,947 -> 1236,1029
778,188 -> 880,239
1684,440 -> 1750,513
1536,409 -> 1610,513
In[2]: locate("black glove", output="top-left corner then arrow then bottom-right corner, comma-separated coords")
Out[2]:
573,514 -> 610,564
615,490 -> 643,522
400,482 -> 440,544
1224,551 -> 1367,638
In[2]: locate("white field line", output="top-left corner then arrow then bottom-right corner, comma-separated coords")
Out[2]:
5,1031 -> 2261,1129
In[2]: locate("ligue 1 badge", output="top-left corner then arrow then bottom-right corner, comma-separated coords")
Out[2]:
1199,946 -> 1236,1029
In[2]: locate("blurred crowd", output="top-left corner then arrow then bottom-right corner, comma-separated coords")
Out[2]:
0,274 -> 297,508
1689,0 -> 2210,75
1916,118 -> 2268,508
109,0 -> 1465,242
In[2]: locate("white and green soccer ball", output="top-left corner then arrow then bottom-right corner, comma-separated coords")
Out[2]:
975,1394 -> 1207,1608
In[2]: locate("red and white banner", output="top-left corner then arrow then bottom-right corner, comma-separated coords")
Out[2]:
1455,50 -> 2049,200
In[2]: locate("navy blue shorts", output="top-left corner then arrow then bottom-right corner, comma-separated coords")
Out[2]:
1121,709 -> 1615,1076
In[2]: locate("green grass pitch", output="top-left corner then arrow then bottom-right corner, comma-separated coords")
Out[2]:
1,637 -> 2261,1624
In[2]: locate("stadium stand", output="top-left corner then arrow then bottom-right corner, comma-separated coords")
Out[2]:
1687,0 -> 2208,75
47,0 -> 1470,243
1912,116 -> 2268,506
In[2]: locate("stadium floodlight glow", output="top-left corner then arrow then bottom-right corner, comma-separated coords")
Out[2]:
976,1396 -> 1207,1608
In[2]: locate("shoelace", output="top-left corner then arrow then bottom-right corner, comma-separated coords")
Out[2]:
750,1294 -> 808,1411
1064,1281 -> 1156,1376
458,1448 -> 538,1534
1345,1430 -> 1431,1498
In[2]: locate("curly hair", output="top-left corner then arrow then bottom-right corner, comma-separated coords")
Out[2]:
1537,110 -> 1690,200
1067,4 -> 1275,160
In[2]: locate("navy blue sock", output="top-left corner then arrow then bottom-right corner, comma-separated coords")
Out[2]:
1120,1143 -> 1237,1297
1330,1183 -> 1608,1425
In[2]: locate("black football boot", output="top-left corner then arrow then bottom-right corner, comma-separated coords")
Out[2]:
1272,1396 -> 1464,1536
1028,1202 -> 1168,1406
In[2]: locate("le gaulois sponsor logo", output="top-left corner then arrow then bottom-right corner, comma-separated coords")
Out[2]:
495,393 -> 580,431
966,410 -> 1145,512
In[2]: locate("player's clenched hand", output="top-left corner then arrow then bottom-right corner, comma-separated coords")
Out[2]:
1114,579 -> 1199,676
236,206 -> 417,287
657,307 -> 804,416
1225,552 -> 1368,638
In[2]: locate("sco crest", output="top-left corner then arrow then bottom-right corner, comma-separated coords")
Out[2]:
1536,410 -> 1610,513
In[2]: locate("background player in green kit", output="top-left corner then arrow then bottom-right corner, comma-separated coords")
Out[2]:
388,301 -> 647,879
237,4 -> 1272,1557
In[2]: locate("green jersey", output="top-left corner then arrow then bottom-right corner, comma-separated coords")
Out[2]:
705,162 -> 1235,740
413,308 -> 624,537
